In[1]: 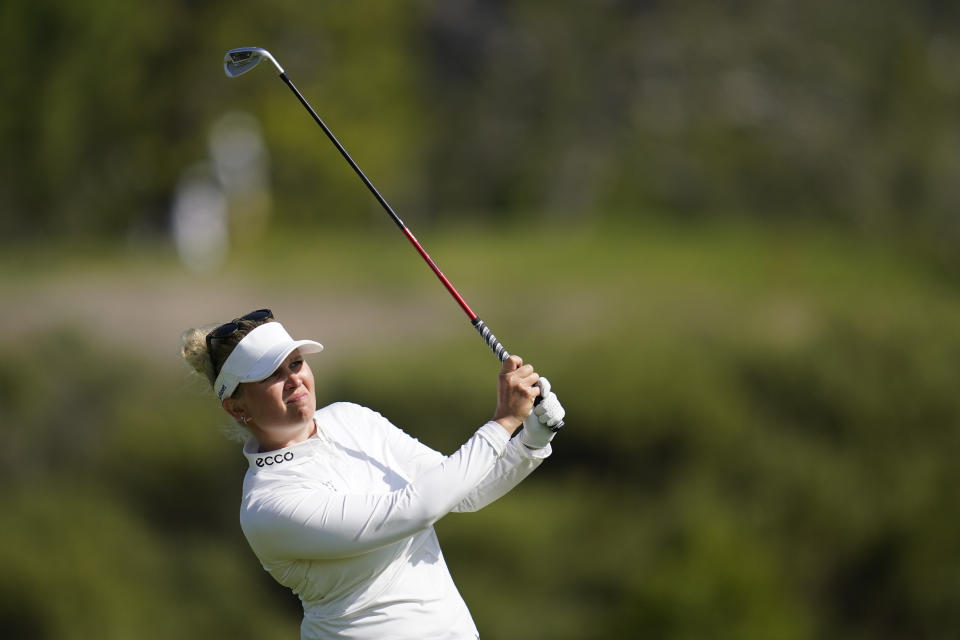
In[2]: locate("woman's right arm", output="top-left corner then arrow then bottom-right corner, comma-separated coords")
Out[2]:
240,421 -> 509,560
242,356 -> 542,561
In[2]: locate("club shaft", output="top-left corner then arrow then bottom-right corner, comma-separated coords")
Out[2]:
278,73 -> 509,362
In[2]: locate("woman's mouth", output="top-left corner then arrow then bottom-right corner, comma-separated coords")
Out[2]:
286,389 -> 309,404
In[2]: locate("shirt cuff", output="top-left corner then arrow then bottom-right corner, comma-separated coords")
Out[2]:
476,421 -> 511,456
519,441 -> 552,459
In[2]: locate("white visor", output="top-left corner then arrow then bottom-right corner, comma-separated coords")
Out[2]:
213,322 -> 324,401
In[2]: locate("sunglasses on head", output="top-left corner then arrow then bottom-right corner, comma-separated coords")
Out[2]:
206,308 -> 274,374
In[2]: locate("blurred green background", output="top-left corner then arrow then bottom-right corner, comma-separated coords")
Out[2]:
2,1 -> 960,638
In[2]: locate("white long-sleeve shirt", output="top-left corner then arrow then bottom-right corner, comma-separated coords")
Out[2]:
239,402 -> 551,639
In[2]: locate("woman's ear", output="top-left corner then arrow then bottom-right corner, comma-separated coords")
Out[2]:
222,396 -> 246,422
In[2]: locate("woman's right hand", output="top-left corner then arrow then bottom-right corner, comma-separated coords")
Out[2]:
492,355 -> 540,436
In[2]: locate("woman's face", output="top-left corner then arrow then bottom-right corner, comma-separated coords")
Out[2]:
231,349 -> 317,433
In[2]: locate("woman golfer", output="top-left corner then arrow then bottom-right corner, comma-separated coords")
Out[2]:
181,309 -> 565,639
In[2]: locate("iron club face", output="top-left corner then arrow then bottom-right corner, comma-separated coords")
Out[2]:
224,47 -> 284,77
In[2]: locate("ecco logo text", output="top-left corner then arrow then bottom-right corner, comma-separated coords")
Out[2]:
256,452 -> 295,467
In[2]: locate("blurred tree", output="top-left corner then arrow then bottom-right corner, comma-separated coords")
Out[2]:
3,0 -> 960,269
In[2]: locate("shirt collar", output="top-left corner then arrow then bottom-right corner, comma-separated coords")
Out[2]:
242,423 -> 328,471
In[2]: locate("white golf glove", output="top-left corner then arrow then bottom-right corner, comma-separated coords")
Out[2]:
519,377 -> 566,449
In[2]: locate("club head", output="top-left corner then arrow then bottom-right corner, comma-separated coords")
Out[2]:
224,47 -> 284,78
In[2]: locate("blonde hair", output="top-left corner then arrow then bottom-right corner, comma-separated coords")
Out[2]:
180,327 -> 218,386
180,315 -> 276,443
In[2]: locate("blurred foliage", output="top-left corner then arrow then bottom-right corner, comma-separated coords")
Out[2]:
2,0 -> 960,268
3,0 -> 960,637
2,227 -> 960,638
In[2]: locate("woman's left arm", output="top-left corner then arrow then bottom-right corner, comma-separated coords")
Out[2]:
380,356 -> 562,512
380,412 -> 551,513
451,437 -> 550,512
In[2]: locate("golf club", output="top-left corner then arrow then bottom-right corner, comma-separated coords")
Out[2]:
223,47 -> 560,428
223,47 -> 511,358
